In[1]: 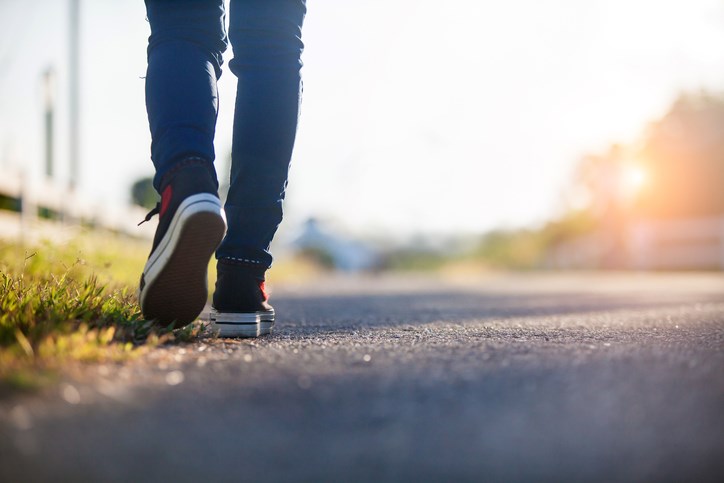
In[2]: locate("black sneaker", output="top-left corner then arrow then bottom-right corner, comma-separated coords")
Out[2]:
137,162 -> 226,328
210,259 -> 275,338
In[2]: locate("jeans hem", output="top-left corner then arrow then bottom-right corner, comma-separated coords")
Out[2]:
218,256 -> 270,271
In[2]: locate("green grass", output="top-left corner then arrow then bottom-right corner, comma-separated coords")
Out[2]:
0,228 -> 325,392
0,233 -> 208,390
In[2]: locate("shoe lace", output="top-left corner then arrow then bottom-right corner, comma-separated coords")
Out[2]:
138,203 -> 160,226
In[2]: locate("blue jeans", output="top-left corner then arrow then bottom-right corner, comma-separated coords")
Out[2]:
145,0 -> 306,268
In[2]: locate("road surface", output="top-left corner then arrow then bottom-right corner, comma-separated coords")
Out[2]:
1,272 -> 723,482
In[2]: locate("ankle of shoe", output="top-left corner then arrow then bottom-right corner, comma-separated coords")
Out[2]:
213,259 -> 270,312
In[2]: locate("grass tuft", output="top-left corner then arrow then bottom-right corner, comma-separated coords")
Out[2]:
0,236 -> 212,389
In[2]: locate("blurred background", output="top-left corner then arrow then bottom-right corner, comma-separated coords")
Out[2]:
1,0 -> 724,275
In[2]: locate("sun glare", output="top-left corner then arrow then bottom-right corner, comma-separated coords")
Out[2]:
621,164 -> 648,196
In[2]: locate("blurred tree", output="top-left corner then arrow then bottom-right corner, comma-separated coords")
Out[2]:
571,91 -> 724,220
130,176 -> 158,209
570,144 -> 631,266
297,246 -> 336,270
552,90 -> 724,268
636,91 -> 724,218
472,229 -> 545,269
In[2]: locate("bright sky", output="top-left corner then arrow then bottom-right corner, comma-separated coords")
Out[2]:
1,0 -> 724,237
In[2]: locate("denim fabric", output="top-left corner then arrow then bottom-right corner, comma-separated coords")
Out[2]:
145,0 -> 306,268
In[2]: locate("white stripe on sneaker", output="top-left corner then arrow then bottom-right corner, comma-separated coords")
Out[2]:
210,309 -> 275,338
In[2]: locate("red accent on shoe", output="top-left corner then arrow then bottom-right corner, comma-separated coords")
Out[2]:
259,281 -> 269,301
160,185 -> 173,218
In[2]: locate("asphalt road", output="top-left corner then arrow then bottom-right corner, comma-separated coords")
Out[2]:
1,272 -> 723,482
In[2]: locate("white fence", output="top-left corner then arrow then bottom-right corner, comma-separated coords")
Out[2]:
0,169 -> 156,242
629,216 -> 724,270
547,216 -> 724,270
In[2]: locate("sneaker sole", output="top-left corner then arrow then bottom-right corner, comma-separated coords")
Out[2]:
139,194 -> 225,327
210,309 -> 275,338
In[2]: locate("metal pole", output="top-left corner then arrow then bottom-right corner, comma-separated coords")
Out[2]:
68,0 -> 80,192
43,67 -> 55,179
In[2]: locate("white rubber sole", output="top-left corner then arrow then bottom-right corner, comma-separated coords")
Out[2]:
210,309 -> 275,338
138,194 -> 225,326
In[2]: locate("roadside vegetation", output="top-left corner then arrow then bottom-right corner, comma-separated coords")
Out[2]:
0,230 -> 326,392
0,233 -> 206,391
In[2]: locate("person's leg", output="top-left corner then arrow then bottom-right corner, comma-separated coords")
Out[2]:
144,0 -> 227,189
139,0 -> 228,327
211,0 -> 306,337
217,0 -> 306,268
